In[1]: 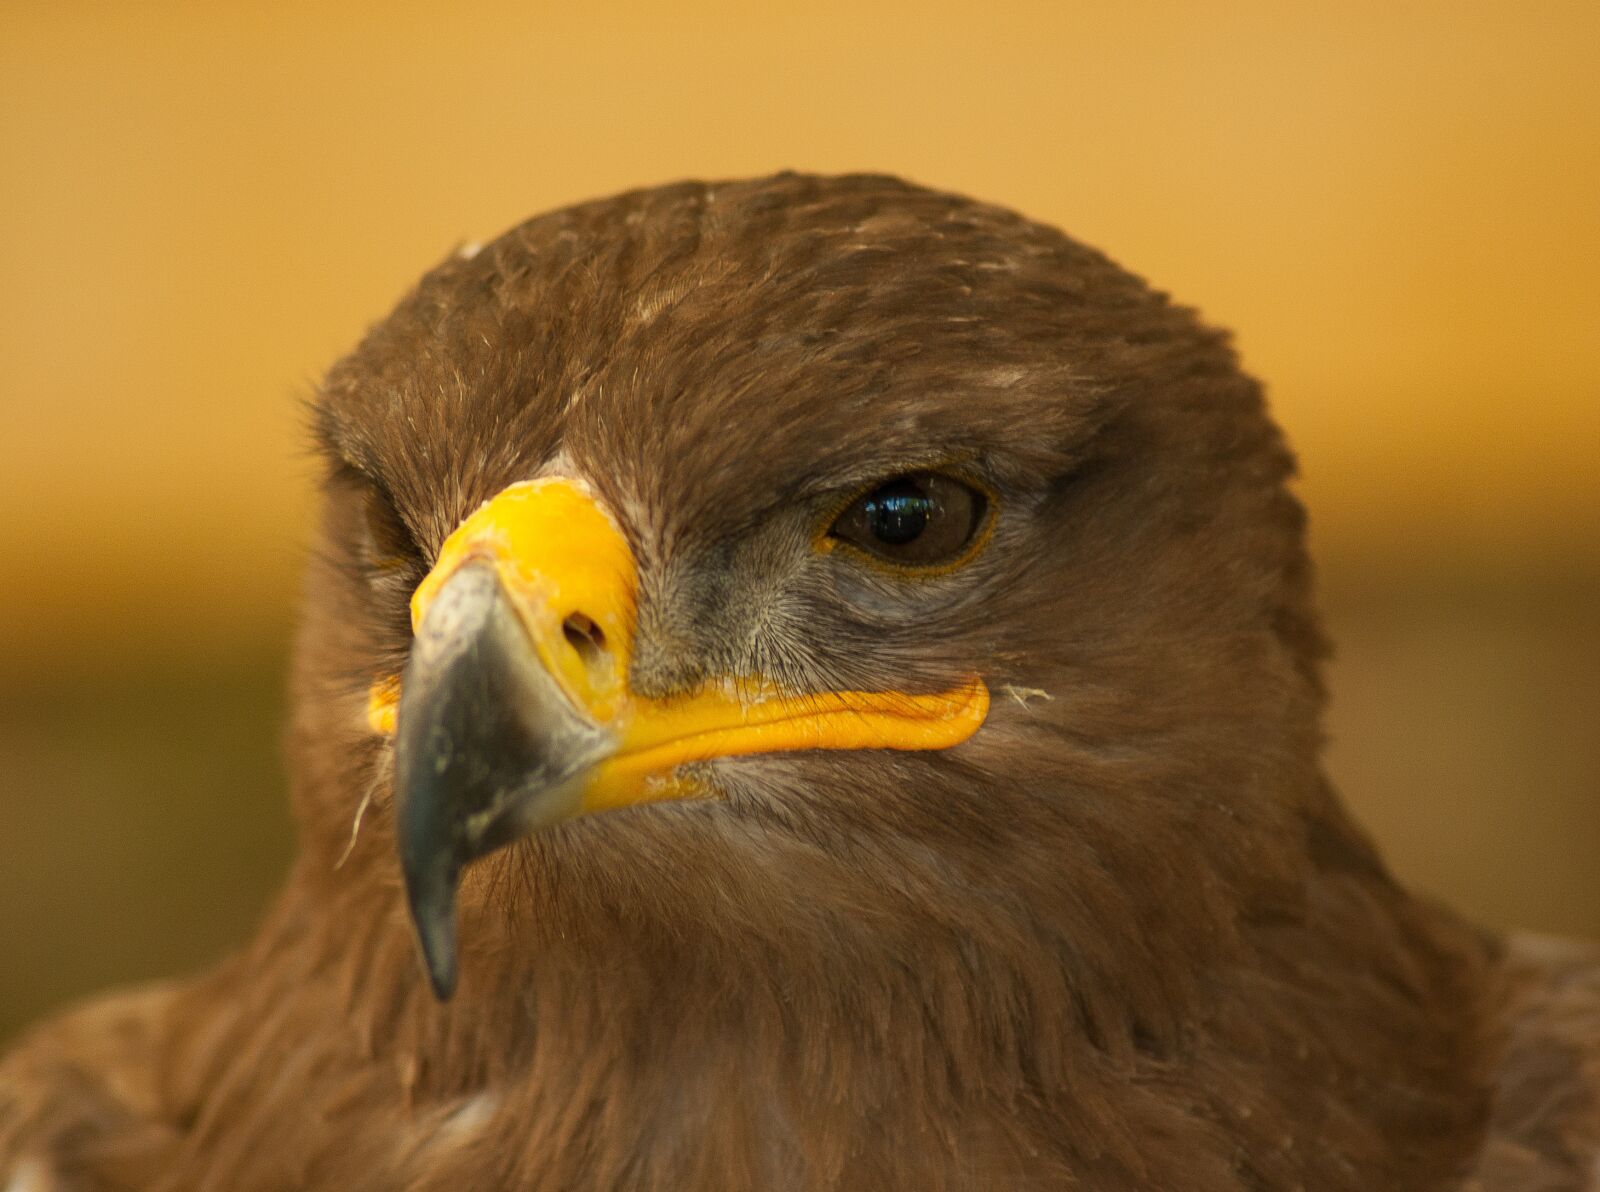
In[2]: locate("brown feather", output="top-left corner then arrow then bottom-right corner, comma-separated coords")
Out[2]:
4,173 -> 1595,1189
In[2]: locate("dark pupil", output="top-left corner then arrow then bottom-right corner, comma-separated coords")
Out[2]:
864,480 -> 932,546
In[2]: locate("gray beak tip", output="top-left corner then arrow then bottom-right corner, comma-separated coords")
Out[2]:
390,560 -> 609,1003
406,866 -> 460,1001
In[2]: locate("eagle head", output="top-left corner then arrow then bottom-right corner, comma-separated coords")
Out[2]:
280,174 -> 1478,1185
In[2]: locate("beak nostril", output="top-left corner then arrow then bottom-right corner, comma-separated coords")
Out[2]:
561,612 -> 607,667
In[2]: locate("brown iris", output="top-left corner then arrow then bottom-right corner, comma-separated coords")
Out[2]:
829,472 -> 990,568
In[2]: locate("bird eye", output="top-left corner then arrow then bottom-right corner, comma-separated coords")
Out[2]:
828,472 -> 990,568
361,484 -> 418,571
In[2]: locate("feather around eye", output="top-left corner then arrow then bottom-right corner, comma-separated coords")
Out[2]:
326,460 -> 421,574
361,485 -> 419,573
324,464 -> 426,656
826,472 -> 993,571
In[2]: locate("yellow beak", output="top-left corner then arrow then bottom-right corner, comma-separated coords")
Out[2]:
368,477 -> 989,814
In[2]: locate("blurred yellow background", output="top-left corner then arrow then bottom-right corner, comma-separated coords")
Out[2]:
2,1 -> 1596,1039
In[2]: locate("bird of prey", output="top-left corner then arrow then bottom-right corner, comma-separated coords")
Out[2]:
2,173 -> 1596,1191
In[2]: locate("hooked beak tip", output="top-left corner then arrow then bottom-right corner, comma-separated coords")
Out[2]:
406,864 -> 460,1000
391,559 -> 603,1002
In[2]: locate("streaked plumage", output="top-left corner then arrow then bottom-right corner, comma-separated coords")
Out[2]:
3,174 -> 1596,1190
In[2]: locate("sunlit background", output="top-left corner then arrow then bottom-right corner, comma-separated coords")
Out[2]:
3,1 -> 1597,1041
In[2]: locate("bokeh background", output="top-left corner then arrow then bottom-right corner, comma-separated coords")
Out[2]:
2,1 -> 1596,1041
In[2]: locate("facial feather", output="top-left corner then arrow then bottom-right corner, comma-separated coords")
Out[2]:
4,173 -> 1537,1192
